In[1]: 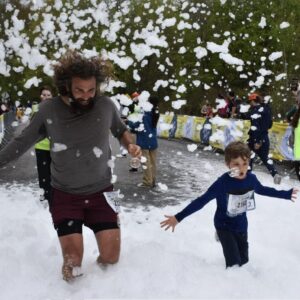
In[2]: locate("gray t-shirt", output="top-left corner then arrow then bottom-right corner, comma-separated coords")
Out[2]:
0,96 -> 127,195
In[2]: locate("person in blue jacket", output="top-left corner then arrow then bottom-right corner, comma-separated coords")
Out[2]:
128,96 -> 160,188
247,93 -> 281,185
160,141 -> 297,268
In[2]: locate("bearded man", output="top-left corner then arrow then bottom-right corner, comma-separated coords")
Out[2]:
0,50 -> 141,281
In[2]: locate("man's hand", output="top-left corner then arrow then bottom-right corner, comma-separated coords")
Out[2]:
160,215 -> 178,232
127,143 -> 141,158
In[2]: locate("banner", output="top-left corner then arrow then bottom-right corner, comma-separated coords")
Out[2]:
182,116 -> 195,140
157,112 -> 294,161
157,114 -> 174,139
175,115 -> 189,139
271,122 -> 294,161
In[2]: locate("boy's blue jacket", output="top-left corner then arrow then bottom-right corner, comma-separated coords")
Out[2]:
128,111 -> 158,150
175,172 -> 292,233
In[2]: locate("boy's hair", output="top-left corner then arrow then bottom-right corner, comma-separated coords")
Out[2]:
52,49 -> 113,96
225,141 -> 251,164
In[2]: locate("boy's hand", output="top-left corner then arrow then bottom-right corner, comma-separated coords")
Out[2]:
160,215 -> 178,232
291,188 -> 298,202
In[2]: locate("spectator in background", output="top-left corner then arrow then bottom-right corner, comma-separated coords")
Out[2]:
33,85 -> 54,202
0,102 -> 8,115
286,79 -> 300,123
286,100 -> 298,123
289,79 -> 300,180
216,94 -> 229,118
16,105 -> 25,121
247,93 -> 281,184
227,91 -> 238,118
128,96 -> 160,188
201,100 -> 213,118
128,92 -> 141,172
236,97 -> 249,120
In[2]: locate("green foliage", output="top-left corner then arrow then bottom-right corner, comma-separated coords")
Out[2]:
0,0 -> 300,119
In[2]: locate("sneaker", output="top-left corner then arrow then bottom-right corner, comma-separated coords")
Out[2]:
137,183 -> 151,188
151,185 -> 161,192
273,174 -> 282,185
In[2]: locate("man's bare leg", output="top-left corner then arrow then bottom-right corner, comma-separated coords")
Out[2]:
95,229 -> 120,267
59,233 -> 84,281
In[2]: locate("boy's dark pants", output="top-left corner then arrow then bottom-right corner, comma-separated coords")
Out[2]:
217,229 -> 249,268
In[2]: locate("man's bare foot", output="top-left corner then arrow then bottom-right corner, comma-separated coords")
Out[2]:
62,264 -> 83,282
96,255 -> 108,270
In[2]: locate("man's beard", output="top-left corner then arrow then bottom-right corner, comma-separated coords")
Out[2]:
69,95 -> 95,113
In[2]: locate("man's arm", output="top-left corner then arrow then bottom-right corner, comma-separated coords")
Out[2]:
0,112 -> 46,168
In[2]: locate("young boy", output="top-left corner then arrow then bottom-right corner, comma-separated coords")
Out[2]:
160,141 -> 298,268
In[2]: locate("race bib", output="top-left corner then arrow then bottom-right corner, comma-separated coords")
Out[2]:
226,190 -> 255,217
103,190 -> 121,213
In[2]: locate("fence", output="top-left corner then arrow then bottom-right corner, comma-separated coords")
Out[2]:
157,114 -> 293,161
0,111 -> 17,149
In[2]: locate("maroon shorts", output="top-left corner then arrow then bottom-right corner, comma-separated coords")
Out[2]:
50,186 -> 118,227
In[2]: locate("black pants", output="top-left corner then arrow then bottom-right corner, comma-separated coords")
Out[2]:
217,229 -> 249,268
248,136 -> 277,177
35,149 -> 51,202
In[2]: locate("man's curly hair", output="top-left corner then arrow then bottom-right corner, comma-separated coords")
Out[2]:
52,50 -> 113,96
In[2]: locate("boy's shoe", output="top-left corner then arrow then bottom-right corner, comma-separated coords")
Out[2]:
273,174 -> 282,185
129,168 -> 138,172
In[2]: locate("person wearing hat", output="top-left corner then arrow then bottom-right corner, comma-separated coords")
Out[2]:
247,93 -> 281,184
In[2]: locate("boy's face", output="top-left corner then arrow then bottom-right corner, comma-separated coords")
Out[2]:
227,156 -> 249,180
